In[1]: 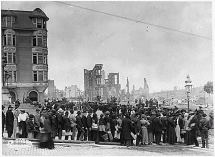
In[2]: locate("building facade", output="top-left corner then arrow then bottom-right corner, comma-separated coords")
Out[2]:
1,8 -> 49,103
84,64 -> 104,101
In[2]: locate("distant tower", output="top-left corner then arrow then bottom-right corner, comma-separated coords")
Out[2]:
126,77 -> 129,93
126,77 -> 130,102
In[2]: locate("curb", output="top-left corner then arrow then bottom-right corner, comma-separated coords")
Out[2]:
2,137 -> 95,145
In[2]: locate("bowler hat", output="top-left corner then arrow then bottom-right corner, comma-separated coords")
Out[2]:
77,111 -> 81,115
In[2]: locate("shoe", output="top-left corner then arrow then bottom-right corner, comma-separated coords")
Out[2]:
193,145 -> 199,147
201,147 -> 205,148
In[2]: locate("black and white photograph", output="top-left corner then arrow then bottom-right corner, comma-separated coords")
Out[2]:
1,0 -> 214,156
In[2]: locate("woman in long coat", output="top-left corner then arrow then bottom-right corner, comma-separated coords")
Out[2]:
121,113 -> 133,147
6,105 -> 14,138
12,105 -> 20,138
167,114 -> 176,144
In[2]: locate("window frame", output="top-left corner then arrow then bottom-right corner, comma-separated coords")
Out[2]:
32,53 -> 47,65
32,18 -> 46,29
4,52 -> 16,64
3,32 -> 16,46
4,70 -> 17,83
32,71 -> 48,82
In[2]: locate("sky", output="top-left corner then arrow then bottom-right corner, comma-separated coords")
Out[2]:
1,1 -> 213,93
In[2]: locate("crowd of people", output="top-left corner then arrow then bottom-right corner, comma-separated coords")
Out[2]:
2,101 -> 213,149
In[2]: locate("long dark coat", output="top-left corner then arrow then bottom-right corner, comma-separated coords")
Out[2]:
2,111 -> 6,130
153,117 -> 163,132
121,118 -> 133,140
167,117 -> 176,144
6,110 -> 14,132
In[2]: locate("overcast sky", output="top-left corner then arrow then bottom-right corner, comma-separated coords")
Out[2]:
1,1 -> 213,93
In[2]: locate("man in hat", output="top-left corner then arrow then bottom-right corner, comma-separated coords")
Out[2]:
199,113 -> 211,148
153,113 -> 163,145
56,108 -> 64,140
87,109 -> 93,141
188,111 -> 199,147
26,114 -> 36,139
2,105 -> 5,137
76,111 -> 85,141
104,111 -> 111,132
34,108 -> 41,138
50,109 -> 58,139
6,105 -> 14,138
69,109 -> 77,140
82,110 -> 88,141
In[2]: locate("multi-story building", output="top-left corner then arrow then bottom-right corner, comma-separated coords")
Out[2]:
84,64 -> 121,102
47,80 -> 56,99
84,64 -> 104,101
1,8 -> 49,103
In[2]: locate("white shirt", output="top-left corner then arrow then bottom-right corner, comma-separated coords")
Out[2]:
18,113 -> 28,122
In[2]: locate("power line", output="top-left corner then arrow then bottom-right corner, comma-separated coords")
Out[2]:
55,1 -> 212,40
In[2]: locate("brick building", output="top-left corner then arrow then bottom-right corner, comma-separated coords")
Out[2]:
1,8 -> 49,103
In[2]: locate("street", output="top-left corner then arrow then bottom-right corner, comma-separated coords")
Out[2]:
2,141 -> 214,156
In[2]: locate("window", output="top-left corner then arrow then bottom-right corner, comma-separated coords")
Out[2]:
38,54 -> 43,64
38,71 -> 43,81
32,18 -> 46,29
3,16 -> 15,27
32,53 -> 47,65
38,36 -> 42,46
33,54 -> 37,64
33,71 -> 38,81
3,33 -> 16,46
33,71 -> 48,82
37,18 -> 42,28
4,52 -> 16,64
32,18 -> 36,24
4,70 -> 16,83
32,35 -> 47,47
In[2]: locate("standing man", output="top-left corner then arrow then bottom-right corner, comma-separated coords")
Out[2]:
34,108 -> 41,138
161,112 -> 168,144
2,105 -> 6,137
56,109 -> 64,140
50,109 -> 58,139
87,109 -> 93,141
82,110 -> 88,141
6,105 -> 14,138
199,113 -> 211,148
76,111 -> 85,141
188,111 -> 199,147
69,109 -> 77,140
121,113 -> 133,147
153,113 -> 163,145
